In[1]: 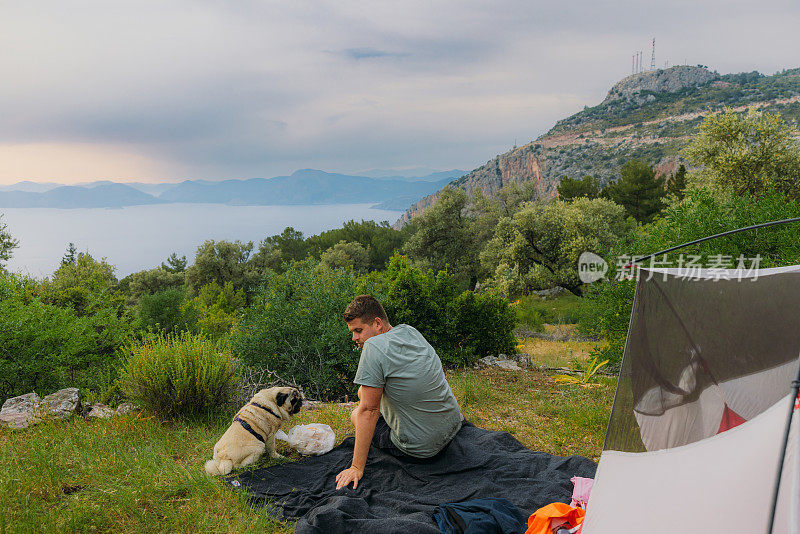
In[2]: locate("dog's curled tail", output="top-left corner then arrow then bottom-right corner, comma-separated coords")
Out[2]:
205,458 -> 234,476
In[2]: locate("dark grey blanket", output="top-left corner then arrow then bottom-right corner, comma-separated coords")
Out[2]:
226,423 -> 596,534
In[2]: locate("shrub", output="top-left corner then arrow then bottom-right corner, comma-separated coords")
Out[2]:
40,252 -> 123,316
231,260 -> 359,401
119,332 -> 239,417
0,271 -> 131,400
364,255 -> 517,368
181,281 -> 245,338
233,256 -> 517,400
137,288 -> 188,335
447,291 -> 517,366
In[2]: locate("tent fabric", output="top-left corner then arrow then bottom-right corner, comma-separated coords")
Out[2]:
584,266 -> 800,533
584,396 -> 798,534
225,423 -> 596,534
604,267 -> 800,452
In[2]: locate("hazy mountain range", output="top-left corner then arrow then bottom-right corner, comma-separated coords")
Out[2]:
0,169 -> 465,210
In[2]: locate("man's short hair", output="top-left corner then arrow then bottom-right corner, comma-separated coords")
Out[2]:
344,295 -> 389,323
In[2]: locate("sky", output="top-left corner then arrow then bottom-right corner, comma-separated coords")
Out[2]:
1,0 -> 799,185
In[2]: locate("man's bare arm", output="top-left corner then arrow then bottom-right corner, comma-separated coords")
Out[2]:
335,385 -> 382,489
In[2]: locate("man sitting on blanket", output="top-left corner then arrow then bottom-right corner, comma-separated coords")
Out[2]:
335,295 -> 464,490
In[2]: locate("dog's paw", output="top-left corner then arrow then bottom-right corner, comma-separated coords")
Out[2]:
270,451 -> 285,459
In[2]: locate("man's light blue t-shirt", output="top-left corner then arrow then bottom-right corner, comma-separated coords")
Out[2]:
354,324 -> 463,458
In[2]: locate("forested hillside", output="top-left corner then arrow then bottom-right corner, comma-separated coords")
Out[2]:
397,66 -> 800,227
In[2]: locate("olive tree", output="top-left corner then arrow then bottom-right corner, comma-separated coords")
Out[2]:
185,239 -> 258,299
402,187 -> 477,288
319,241 -> 370,274
480,197 -> 632,297
685,108 -> 800,198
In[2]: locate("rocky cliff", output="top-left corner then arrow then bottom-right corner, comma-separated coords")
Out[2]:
395,66 -> 800,228
601,65 -> 718,104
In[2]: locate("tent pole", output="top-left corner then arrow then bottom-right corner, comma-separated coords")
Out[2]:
767,355 -> 800,534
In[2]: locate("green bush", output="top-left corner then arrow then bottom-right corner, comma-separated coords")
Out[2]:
137,288 -> 187,334
232,260 -> 359,401
181,281 -> 245,338
448,291 -> 517,365
0,272 -> 131,400
232,256 -> 517,400
119,332 -> 239,417
366,255 -> 517,368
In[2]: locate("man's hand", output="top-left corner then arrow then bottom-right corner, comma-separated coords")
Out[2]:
335,466 -> 364,490
335,385 -> 381,490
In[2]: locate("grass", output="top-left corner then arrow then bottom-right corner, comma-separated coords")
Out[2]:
0,361 -> 615,532
447,368 -> 614,460
516,337 -> 607,369
514,293 -> 591,330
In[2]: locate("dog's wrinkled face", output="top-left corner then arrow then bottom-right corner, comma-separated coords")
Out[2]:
275,387 -> 304,415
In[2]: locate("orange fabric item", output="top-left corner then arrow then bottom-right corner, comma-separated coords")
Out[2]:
525,502 -> 586,534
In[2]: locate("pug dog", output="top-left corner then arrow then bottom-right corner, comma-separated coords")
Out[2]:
205,386 -> 303,476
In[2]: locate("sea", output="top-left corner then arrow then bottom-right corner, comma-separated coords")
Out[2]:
0,203 -> 403,278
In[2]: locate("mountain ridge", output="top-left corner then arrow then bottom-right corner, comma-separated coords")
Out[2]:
395,65 -> 800,228
0,170 -> 453,210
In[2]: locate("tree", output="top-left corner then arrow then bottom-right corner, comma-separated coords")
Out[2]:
495,181 -> 539,216
402,187 -> 477,288
184,240 -> 257,299
61,242 -> 78,266
137,288 -> 187,335
181,281 -> 245,338
305,220 -> 405,271
249,227 -> 309,276
480,198 -> 632,297
128,267 -> 185,304
558,175 -> 601,201
666,164 -> 687,200
44,252 -> 121,315
604,159 -> 666,223
684,108 -> 800,198
264,227 -> 308,263
249,240 -> 284,275
161,252 -> 187,273
0,214 -> 19,270
320,241 -> 370,274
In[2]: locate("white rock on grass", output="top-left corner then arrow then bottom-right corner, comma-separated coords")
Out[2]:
115,403 -> 139,416
0,392 -> 41,430
87,404 -> 115,418
479,355 -> 522,371
34,388 -> 82,422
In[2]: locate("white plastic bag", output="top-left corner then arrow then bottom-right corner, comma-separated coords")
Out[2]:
275,423 -> 336,456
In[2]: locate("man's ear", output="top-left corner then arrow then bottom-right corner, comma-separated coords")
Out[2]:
373,317 -> 383,330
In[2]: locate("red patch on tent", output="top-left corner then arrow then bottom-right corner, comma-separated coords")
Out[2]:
717,403 -> 746,434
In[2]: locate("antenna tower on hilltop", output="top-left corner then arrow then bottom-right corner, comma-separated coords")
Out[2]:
650,38 -> 656,70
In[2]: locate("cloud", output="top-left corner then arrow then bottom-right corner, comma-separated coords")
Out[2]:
0,0 -> 798,184
339,48 -> 409,61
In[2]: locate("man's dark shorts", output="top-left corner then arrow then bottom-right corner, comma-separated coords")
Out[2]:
371,415 -> 463,463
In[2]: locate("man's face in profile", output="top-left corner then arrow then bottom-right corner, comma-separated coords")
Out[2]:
346,317 -> 383,348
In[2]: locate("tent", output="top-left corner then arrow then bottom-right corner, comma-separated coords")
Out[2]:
583,266 -> 800,533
